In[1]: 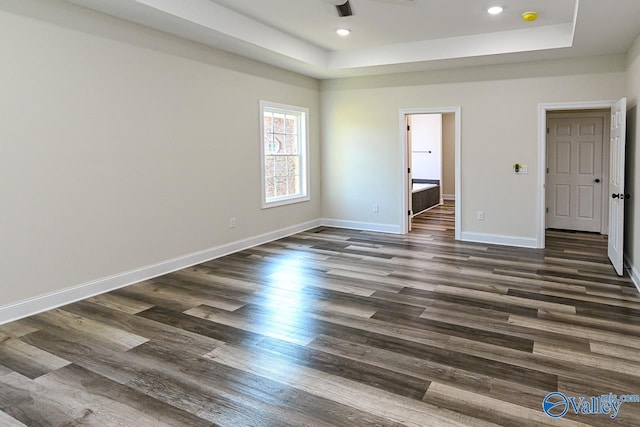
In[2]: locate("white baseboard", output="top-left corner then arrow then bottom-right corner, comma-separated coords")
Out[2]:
0,219 -> 322,325
460,232 -> 538,249
443,194 -> 455,201
0,218 -> 545,325
624,256 -> 640,293
321,218 -> 402,234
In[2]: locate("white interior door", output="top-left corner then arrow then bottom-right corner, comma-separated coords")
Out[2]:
546,117 -> 604,232
608,97 -> 627,276
407,115 -> 413,232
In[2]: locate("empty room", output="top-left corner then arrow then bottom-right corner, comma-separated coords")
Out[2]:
3,0 -> 640,425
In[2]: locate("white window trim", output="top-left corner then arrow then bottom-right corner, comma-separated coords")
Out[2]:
260,100 -> 310,209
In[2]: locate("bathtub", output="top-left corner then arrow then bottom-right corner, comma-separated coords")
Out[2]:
412,181 -> 440,215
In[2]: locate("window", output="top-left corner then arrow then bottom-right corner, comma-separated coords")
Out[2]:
260,101 -> 309,208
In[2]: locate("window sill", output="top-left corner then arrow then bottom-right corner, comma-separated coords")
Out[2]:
262,195 -> 310,209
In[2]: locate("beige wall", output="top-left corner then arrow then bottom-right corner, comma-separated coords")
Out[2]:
321,56 -> 627,240
442,113 -> 455,197
0,0 -> 321,308
625,34 -> 640,279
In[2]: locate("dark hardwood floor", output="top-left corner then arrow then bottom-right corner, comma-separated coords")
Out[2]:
2,202 -> 640,426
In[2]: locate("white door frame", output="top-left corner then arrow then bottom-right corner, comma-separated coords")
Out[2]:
537,100 -> 617,248
400,107 -> 461,239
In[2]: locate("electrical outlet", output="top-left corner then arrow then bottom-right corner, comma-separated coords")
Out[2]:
229,217 -> 237,229
477,211 -> 485,221
372,204 -> 379,213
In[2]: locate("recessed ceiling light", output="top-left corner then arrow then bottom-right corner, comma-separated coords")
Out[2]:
487,6 -> 503,15
336,28 -> 351,36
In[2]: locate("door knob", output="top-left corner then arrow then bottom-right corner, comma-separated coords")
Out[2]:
612,193 -> 621,199
594,179 -> 600,183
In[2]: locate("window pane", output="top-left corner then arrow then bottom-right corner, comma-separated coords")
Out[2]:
287,156 -> 299,176
275,177 -> 287,196
264,112 -> 273,133
266,134 -> 284,154
273,113 -> 285,133
265,156 -> 275,177
273,136 -> 285,154
275,157 -> 287,177
264,134 -> 275,154
287,176 -> 299,195
285,134 -> 298,154
265,177 -> 275,198
285,115 -> 298,134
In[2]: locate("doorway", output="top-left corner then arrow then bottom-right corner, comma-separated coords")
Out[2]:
546,109 -> 610,234
408,113 -> 444,220
399,107 -> 461,237
538,99 -> 628,276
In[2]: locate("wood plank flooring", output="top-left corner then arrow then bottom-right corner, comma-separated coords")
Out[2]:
2,202 -> 640,426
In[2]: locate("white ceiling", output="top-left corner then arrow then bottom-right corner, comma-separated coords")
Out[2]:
64,0 -> 640,79
211,0 -> 577,51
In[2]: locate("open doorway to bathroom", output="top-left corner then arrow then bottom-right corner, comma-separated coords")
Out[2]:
404,112 -> 456,233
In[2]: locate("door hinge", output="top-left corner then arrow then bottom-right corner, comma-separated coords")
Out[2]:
407,125 -> 411,131
408,210 -> 412,216
546,207 -> 549,213
408,168 -> 411,174
546,167 -> 549,174
547,127 -> 550,134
